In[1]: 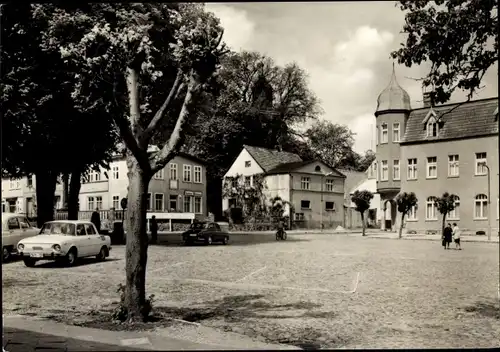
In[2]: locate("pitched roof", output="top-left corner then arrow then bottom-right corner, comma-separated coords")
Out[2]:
266,160 -> 346,178
402,97 -> 498,144
337,169 -> 367,196
243,145 -> 302,172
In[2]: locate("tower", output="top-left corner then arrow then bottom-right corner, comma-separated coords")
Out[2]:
374,63 -> 411,231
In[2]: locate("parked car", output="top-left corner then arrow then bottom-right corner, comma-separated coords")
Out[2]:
17,220 -> 111,267
2,213 -> 40,262
182,222 -> 229,245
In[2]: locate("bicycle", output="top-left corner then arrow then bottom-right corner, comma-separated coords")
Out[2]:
275,228 -> 287,241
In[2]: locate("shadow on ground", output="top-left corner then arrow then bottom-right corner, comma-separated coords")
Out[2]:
463,301 -> 500,319
152,234 -> 311,247
35,257 -> 121,269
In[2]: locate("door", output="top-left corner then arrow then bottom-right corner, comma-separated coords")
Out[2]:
212,223 -> 223,241
84,223 -> 102,255
4,217 -> 21,248
75,224 -> 90,256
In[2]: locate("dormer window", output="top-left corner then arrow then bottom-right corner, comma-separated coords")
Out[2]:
426,118 -> 438,137
244,161 -> 251,167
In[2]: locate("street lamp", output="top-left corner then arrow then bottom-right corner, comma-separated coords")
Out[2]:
320,172 -> 335,231
479,162 -> 491,241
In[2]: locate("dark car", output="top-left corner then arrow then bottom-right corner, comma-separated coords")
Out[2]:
182,222 -> 229,246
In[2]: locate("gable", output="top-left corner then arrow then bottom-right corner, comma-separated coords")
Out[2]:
244,145 -> 302,172
224,148 -> 264,178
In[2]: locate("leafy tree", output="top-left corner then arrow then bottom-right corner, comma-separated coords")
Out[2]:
351,190 -> 374,236
354,149 -> 376,172
391,0 -> 498,104
395,192 -> 418,239
435,192 -> 458,237
43,3 -> 227,322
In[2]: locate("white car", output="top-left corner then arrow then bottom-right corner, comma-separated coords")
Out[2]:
2,213 -> 40,261
17,220 -> 111,267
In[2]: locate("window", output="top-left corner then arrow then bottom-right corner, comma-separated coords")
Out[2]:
245,160 -> 251,167
169,163 -> 178,180
155,193 -> 164,211
325,201 -> 335,211
7,217 -> 20,230
315,165 -> 321,172
147,193 -> 152,211
325,179 -> 334,192
301,177 -> 310,190
169,195 -> 177,212
426,196 -> 438,220
184,195 -> 192,212
295,213 -> 305,221
448,155 -> 459,177
380,123 -> 388,143
183,165 -> 192,182
112,195 -> 119,210
95,196 -> 102,210
194,166 -> 202,183
426,157 -> 437,179
407,158 -> 417,180
27,175 -> 33,187
376,126 -> 379,145
76,224 -> 86,236
392,123 -> 400,142
194,197 -> 202,214
474,194 -> 488,219
94,171 -> 101,182
407,206 -> 417,220
9,179 -> 15,189
85,223 -> 96,235
301,200 -> 311,209
448,196 -> 460,220
475,152 -> 487,175
17,217 -> 30,229
231,177 -> 238,188
381,160 -> 388,181
393,160 -> 400,180
426,119 -> 438,137
154,168 -> 164,180
112,166 -> 119,179
87,196 -> 95,211
244,176 -> 251,187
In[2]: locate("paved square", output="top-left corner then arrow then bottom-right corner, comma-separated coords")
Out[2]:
2,234 -> 499,348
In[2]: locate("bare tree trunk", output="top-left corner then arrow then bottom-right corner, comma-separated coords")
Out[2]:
68,170 -> 82,220
441,213 -> 447,237
361,211 -> 366,236
124,154 -> 151,322
62,173 -> 69,209
34,170 -> 57,228
399,213 -> 405,239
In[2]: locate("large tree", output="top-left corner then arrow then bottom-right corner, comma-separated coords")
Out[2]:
1,4 -> 118,225
42,3 -> 227,322
392,0 -> 498,104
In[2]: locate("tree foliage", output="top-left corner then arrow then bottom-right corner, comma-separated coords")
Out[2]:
351,190 -> 374,236
395,192 -> 418,238
435,192 -> 458,235
391,0 -> 498,104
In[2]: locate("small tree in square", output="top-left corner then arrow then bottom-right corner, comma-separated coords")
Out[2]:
396,192 -> 418,239
434,192 -> 458,237
351,190 -> 374,236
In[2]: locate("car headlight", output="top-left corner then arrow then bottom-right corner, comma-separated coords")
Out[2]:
52,244 -> 61,251
18,244 -> 24,251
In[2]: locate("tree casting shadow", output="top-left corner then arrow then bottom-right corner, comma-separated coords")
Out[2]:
463,301 -> 500,319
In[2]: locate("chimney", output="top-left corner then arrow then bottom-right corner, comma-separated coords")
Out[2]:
423,92 -> 433,108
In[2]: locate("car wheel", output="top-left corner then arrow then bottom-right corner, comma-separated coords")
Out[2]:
2,246 -> 11,262
66,249 -> 78,266
222,236 -> 229,245
23,258 -> 37,267
206,236 -> 212,246
96,246 -> 108,261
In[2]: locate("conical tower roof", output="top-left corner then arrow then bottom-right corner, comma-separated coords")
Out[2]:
375,63 -> 411,115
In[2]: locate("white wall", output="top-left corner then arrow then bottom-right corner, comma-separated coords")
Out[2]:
224,148 -> 264,177
263,174 -> 291,215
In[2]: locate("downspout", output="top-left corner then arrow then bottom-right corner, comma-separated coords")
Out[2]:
289,173 -> 293,229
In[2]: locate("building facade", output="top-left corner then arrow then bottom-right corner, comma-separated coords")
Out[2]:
222,145 -> 346,229
374,66 -> 498,235
80,151 -> 207,216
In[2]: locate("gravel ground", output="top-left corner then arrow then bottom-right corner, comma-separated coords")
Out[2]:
2,234 -> 499,349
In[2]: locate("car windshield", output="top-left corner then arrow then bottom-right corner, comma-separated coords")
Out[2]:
40,222 -> 76,236
190,223 -> 207,230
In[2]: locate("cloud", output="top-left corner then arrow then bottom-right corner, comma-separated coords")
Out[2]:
205,4 -> 256,51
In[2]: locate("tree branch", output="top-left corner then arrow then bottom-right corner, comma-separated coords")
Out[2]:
140,69 -> 184,148
125,67 -> 144,139
150,72 -> 200,172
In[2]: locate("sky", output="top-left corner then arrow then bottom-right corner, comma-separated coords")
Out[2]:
205,2 -> 498,154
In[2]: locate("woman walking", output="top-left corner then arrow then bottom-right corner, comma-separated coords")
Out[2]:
443,223 -> 453,249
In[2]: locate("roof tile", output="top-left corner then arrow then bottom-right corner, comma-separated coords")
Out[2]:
243,145 -> 302,172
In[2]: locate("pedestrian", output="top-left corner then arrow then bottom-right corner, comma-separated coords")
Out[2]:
443,223 -> 453,249
150,215 -> 158,245
91,207 -> 101,234
452,222 -> 461,250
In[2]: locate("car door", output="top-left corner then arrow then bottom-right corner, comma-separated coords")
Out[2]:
84,223 -> 102,255
75,224 -> 90,256
212,223 -> 223,241
17,216 -> 37,242
5,217 -> 21,248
